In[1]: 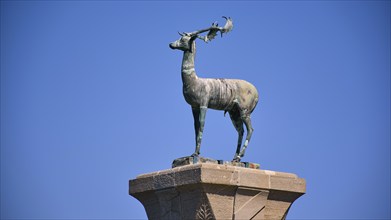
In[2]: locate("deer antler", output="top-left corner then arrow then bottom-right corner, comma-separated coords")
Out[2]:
189,16 -> 233,43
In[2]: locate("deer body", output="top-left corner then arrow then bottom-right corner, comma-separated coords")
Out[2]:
170,17 -> 259,162
181,46 -> 258,112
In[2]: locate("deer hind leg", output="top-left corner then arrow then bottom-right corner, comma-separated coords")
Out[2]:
192,106 -> 207,156
239,112 -> 254,160
229,110 -> 244,162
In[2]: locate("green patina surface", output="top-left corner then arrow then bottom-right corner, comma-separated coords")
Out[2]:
169,17 -> 259,162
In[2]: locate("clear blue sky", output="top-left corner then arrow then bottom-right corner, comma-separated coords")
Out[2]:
1,1 -> 390,219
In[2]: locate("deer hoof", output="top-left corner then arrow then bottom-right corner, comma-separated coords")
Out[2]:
232,156 -> 241,163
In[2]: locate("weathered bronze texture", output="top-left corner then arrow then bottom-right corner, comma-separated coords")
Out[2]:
169,17 -> 259,162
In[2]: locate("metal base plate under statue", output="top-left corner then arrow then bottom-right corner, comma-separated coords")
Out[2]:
129,159 -> 306,220
172,155 -> 261,169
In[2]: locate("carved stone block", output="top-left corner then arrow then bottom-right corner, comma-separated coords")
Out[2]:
129,163 -> 305,219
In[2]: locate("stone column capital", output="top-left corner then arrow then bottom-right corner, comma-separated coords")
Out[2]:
129,163 -> 305,219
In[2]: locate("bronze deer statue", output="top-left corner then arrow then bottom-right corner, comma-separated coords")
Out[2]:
169,17 -> 259,162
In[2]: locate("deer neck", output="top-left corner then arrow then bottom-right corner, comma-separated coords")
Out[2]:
181,42 -> 198,85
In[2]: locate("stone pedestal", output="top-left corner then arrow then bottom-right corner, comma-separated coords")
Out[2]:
129,163 -> 306,219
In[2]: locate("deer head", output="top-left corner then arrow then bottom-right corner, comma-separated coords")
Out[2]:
169,32 -> 198,52
169,16 -> 233,52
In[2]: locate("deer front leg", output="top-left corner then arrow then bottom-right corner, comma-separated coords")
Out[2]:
192,106 -> 207,156
229,110 -> 244,162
